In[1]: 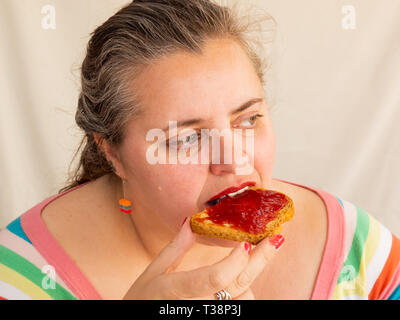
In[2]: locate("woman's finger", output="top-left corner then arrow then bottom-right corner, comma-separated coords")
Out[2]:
221,234 -> 284,298
163,240 -> 251,298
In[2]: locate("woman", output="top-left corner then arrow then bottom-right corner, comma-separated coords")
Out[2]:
1,0 -> 399,300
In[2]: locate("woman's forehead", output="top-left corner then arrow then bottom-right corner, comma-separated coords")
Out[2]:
132,39 -> 263,124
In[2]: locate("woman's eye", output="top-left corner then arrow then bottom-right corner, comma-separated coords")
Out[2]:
240,113 -> 264,127
165,114 -> 263,149
168,132 -> 199,149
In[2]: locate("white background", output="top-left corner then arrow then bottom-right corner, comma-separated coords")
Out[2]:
0,0 -> 399,237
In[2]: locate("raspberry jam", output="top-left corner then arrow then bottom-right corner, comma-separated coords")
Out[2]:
201,188 -> 288,234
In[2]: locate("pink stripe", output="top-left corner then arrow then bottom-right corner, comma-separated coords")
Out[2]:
275,179 -> 345,300
379,258 -> 400,299
20,183 -> 103,300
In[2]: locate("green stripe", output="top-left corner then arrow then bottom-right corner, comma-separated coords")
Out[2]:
0,245 -> 77,300
337,205 -> 370,284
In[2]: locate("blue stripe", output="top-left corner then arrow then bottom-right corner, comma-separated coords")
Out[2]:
388,283 -> 400,300
119,204 -> 132,210
336,197 -> 344,209
6,217 -> 32,244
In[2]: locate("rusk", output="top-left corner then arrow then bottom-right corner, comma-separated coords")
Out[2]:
190,186 -> 294,245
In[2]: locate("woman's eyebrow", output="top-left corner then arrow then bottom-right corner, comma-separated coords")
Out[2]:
161,97 -> 263,131
229,97 -> 263,116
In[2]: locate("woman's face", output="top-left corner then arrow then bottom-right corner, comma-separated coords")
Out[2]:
115,38 -> 276,240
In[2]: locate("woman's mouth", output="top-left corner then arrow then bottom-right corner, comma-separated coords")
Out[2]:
206,185 -> 252,207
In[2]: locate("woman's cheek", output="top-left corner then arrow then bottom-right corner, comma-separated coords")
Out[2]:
254,124 -> 275,176
157,163 -> 204,207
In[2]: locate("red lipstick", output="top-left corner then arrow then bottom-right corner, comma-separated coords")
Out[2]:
207,181 -> 256,203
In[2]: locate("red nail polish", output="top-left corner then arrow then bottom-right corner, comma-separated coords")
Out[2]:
181,217 -> 188,226
269,234 -> 284,250
244,242 -> 251,254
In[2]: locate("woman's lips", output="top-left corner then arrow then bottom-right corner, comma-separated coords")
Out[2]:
206,181 -> 256,204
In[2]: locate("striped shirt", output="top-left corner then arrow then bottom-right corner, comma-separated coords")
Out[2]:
0,180 -> 399,300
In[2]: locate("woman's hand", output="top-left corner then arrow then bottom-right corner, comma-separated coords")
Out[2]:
122,218 -> 282,300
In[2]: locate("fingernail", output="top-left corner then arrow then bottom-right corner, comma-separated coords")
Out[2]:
243,242 -> 251,254
269,234 -> 284,250
181,217 -> 188,226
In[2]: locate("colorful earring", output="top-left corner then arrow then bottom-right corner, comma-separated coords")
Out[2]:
119,198 -> 132,214
119,179 -> 132,214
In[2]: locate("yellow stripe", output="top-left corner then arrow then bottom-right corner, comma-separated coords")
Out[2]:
0,263 -> 53,300
364,215 -> 381,267
332,215 -> 380,299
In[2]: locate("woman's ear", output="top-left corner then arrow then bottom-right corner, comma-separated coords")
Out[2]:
93,133 -> 126,180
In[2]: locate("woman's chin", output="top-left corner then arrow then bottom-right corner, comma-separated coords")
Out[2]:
194,234 -> 239,248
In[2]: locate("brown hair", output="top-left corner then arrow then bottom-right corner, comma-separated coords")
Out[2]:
60,0 -> 276,193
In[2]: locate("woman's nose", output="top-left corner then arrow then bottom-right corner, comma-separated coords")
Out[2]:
208,129 -> 253,176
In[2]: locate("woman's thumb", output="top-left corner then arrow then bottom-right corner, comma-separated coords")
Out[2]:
144,217 -> 195,277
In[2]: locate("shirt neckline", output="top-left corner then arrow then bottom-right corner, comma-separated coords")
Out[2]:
20,179 -> 344,300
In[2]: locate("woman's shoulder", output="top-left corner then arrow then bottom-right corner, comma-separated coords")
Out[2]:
272,179 -> 400,300
39,175 -> 120,262
0,178 -> 98,248
0,176 -> 115,300
0,183 -> 77,254
42,177 -> 104,217
334,196 -> 400,254
41,175 -> 115,232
